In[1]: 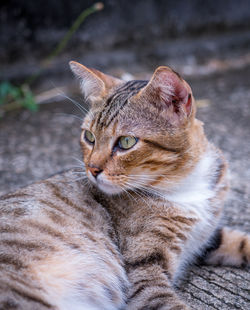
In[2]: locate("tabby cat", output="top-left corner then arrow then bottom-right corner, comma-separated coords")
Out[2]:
0,62 -> 249,310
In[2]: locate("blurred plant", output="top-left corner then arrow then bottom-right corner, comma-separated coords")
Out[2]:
0,2 -> 104,117
0,82 -> 37,117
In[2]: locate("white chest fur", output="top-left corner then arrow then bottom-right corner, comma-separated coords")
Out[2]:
163,150 -> 222,279
164,150 -> 219,213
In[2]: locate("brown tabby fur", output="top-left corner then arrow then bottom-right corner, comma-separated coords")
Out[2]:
0,175 -> 128,310
0,62 -> 249,310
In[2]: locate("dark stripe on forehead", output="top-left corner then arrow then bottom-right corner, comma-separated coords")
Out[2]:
98,80 -> 146,126
143,139 -> 180,153
96,81 -> 136,126
97,80 -> 148,129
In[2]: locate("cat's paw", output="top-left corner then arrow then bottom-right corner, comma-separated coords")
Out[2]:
205,228 -> 250,267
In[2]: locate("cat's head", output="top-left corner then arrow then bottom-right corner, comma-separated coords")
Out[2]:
70,61 -> 205,196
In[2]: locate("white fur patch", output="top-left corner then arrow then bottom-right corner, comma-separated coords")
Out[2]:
165,151 -> 217,208
33,248 -> 128,310
163,150 -> 222,279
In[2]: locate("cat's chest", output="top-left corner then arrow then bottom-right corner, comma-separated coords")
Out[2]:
163,150 -> 223,222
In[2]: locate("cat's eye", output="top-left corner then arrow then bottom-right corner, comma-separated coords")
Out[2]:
84,130 -> 95,144
118,136 -> 137,150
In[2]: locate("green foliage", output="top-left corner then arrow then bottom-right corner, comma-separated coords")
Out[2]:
0,82 -> 19,103
0,82 -> 38,116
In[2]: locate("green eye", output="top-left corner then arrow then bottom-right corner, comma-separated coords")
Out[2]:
118,136 -> 138,150
84,130 -> 95,144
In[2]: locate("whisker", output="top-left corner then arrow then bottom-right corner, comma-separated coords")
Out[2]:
70,170 -> 87,176
55,87 -> 93,117
132,190 -> 152,208
128,179 -> 168,200
127,175 -> 174,185
71,157 -> 86,167
64,176 -> 88,183
124,181 -> 152,208
61,95 -> 88,115
129,174 -> 167,177
119,184 -> 135,203
128,175 -> 159,181
129,174 -> 181,180
69,165 -> 86,170
70,170 -> 86,174
55,112 -> 84,122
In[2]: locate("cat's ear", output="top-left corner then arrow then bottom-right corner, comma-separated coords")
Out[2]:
138,66 -> 194,124
69,61 -> 122,101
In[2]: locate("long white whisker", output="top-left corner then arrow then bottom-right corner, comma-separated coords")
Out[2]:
52,84 -> 95,119
71,172 -> 87,176
70,165 -> 86,170
55,112 -> 84,122
127,176 -> 174,185
120,184 -> 136,203
124,181 -> 152,208
71,157 -> 86,167
129,174 -> 181,180
129,174 -> 167,177
128,176 -> 159,181
61,95 -> 88,115
65,176 -> 88,183
128,179 -> 168,200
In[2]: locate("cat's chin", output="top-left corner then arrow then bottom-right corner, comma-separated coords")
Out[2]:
96,182 -> 123,195
88,174 -> 123,195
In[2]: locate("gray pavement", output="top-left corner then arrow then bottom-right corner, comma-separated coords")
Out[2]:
0,65 -> 250,309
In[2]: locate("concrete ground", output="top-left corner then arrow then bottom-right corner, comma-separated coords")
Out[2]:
0,64 -> 249,309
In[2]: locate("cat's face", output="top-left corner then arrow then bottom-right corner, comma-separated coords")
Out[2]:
70,62 -> 201,196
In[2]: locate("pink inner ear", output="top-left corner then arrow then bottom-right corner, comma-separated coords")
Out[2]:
156,70 -> 192,116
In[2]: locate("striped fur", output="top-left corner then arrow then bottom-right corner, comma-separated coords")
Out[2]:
0,175 -> 129,310
0,63 -> 249,310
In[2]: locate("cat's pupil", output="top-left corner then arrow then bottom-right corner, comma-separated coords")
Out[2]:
124,137 -> 129,146
118,136 -> 137,150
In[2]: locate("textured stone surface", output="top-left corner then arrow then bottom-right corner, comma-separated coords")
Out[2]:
0,66 -> 249,309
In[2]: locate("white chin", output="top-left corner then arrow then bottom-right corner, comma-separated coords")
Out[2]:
87,173 -> 123,195
97,182 -> 123,195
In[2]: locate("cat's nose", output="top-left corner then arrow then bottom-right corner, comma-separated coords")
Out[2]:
88,166 -> 103,178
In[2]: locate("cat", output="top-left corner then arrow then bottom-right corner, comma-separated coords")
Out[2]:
0,62 -> 249,310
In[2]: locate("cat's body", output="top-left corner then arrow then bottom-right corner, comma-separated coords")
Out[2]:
0,63 -> 249,310
0,175 -> 128,310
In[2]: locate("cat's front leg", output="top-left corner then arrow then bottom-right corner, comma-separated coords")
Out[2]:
125,263 -> 190,310
203,227 -> 250,267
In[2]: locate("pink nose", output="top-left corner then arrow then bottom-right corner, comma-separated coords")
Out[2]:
88,166 -> 102,178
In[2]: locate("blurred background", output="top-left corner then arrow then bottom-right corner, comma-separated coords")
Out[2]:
0,1 -> 250,308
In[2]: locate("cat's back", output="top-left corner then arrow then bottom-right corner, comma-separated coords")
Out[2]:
0,172 -> 128,310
